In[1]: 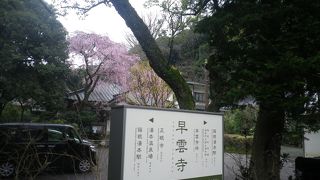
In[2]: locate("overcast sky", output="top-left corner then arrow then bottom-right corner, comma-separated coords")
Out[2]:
49,1 -> 153,44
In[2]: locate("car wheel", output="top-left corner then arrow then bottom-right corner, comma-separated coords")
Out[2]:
0,162 -> 15,177
77,159 -> 91,173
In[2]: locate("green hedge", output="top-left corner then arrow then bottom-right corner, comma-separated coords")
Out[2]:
224,134 -> 253,154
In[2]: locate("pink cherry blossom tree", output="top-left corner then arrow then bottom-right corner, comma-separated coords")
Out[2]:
127,61 -> 174,108
68,31 -> 138,109
53,0 -> 195,110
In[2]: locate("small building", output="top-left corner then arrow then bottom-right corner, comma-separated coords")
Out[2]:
187,81 -> 209,111
66,82 -> 124,135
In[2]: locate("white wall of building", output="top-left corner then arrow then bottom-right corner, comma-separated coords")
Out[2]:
304,131 -> 320,158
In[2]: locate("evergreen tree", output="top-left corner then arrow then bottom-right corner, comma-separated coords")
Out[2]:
0,0 -> 69,116
196,0 -> 320,179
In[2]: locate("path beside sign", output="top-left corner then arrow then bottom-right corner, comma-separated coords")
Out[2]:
108,105 -> 223,180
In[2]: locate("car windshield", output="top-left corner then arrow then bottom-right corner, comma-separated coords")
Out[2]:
48,128 -> 64,142
65,127 -> 81,143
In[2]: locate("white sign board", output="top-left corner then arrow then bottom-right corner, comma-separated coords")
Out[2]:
113,106 -> 223,180
304,131 -> 320,158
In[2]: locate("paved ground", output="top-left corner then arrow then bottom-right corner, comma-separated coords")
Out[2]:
224,153 -> 295,180
224,146 -> 303,180
33,146 -> 303,180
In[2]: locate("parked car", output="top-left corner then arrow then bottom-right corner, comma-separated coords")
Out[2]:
0,123 -> 97,178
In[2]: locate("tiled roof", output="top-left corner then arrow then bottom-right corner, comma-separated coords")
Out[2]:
66,82 -> 122,103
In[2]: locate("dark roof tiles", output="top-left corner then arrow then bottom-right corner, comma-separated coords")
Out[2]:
66,82 -> 122,103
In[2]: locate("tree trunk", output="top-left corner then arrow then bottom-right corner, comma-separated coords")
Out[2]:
110,0 -> 195,110
20,107 -> 25,122
250,103 -> 285,180
0,102 -> 6,119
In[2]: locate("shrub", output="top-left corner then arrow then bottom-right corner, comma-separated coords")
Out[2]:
0,104 -> 21,122
281,120 -> 304,147
282,131 -> 303,147
224,106 -> 257,135
0,104 -> 33,122
224,134 -> 253,154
